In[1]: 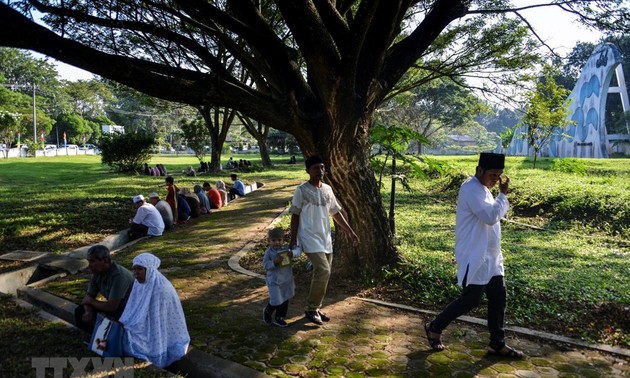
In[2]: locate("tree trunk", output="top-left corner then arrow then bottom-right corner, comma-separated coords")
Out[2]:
259,142 -> 272,168
239,115 -> 272,168
389,155 -> 396,235
302,117 -> 397,278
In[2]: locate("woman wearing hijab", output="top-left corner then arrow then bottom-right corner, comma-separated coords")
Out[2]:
119,253 -> 190,368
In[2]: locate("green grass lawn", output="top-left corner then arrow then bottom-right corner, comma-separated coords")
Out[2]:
388,155 -> 629,347
0,153 -> 628,349
0,154 -> 304,253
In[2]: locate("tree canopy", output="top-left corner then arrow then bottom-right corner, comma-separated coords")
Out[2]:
1,0 -> 627,275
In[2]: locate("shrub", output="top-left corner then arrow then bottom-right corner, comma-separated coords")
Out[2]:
551,158 -> 587,175
99,131 -> 155,173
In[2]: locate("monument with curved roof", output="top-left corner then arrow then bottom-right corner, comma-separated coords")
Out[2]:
507,43 -> 630,158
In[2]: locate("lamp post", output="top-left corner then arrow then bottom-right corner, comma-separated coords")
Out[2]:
32,84 -> 37,146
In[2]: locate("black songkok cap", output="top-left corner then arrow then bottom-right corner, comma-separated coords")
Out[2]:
478,152 -> 505,170
305,155 -> 324,169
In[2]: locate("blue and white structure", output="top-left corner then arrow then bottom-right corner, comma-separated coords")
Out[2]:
507,43 -> 630,158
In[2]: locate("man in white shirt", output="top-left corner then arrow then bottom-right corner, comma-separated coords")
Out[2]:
425,153 -> 523,358
289,155 -> 360,325
128,194 -> 165,241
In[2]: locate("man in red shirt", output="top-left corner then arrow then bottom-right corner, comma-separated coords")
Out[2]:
203,181 -> 222,209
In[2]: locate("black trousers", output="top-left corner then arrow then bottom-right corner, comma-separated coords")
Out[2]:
430,274 -> 506,347
128,223 -> 148,241
265,300 -> 289,319
74,304 -> 125,334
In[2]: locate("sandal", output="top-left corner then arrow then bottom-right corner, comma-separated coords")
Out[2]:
424,322 -> 446,351
487,345 -> 523,359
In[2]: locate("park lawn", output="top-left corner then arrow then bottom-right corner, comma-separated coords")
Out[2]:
388,155 -> 629,347
0,153 -> 628,349
0,154 -> 303,254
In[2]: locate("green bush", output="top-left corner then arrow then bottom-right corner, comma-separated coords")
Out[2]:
551,158 -> 587,175
99,131 -> 155,173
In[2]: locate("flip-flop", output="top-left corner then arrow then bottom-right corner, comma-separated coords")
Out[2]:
424,322 -> 446,351
487,345 -> 523,359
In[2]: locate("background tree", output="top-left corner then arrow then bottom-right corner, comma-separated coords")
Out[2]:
239,114 -> 272,168
379,77 -> 491,154
54,113 -> 91,144
99,131 -> 155,173
197,105 -> 238,172
522,64 -> 572,168
369,123 -> 428,234
0,110 -> 21,158
0,48 -> 59,143
499,127 -> 515,151
180,116 -> 210,163
1,1 -> 626,276
476,106 -> 521,136
267,129 -> 299,156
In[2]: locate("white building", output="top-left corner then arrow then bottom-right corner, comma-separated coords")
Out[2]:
102,125 -> 125,134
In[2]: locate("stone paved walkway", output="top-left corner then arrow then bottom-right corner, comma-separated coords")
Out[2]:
87,179 -> 630,378
222,258 -> 630,378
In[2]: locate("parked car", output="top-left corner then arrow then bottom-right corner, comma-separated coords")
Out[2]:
79,143 -> 98,150
44,144 -> 57,151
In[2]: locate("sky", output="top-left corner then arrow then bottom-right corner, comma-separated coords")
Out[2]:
52,3 -> 603,82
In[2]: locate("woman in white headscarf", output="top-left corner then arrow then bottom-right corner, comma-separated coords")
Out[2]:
119,253 -> 190,368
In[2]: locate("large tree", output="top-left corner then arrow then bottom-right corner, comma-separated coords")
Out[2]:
0,1 -> 626,276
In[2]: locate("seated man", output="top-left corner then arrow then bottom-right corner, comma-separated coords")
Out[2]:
128,194 -> 165,241
203,181 -> 222,209
228,173 -> 246,201
148,192 -> 174,230
74,245 -> 134,333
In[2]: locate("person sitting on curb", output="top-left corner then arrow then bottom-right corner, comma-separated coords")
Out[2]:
176,191 -> 192,224
119,253 -> 190,368
165,176 -> 179,224
228,173 -> 245,201
215,180 -> 228,206
179,188 -> 201,218
128,195 -> 165,241
194,184 -> 211,214
148,192 -> 174,231
74,245 -> 134,333
203,181 -> 223,209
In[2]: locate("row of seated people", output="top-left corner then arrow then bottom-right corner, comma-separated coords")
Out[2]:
143,163 -> 168,176
225,157 -> 252,170
128,175 -> 246,241
191,159 -> 253,175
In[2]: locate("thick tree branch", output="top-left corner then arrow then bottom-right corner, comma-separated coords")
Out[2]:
380,0 -> 467,105
0,3 -> 289,129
